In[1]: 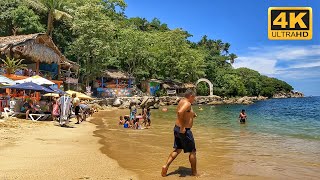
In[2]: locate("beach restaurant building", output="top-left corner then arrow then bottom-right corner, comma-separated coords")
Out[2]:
93,69 -> 134,98
0,33 -> 79,88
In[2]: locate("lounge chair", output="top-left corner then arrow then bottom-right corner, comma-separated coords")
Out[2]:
28,113 -> 51,121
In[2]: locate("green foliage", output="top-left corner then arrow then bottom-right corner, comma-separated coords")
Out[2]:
0,0 -> 295,97
0,0 -> 44,36
68,3 -> 117,84
11,5 -> 45,35
196,82 -> 209,96
1,56 -> 27,74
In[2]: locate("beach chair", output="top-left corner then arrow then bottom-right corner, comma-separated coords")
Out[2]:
3,107 -> 14,118
28,113 -> 51,121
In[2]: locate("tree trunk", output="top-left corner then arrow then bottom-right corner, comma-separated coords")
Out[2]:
47,9 -> 54,37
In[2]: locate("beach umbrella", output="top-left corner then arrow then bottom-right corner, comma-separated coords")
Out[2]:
43,93 -> 60,97
0,75 -> 16,85
4,82 -> 54,93
15,75 -> 55,85
66,90 -> 93,100
49,86 -> 65,94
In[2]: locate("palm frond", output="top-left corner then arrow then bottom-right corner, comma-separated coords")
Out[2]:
53,9 -> 73,20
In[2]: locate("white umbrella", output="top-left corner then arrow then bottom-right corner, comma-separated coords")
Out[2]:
0,75 -> 16,85
15,75 -> 55,85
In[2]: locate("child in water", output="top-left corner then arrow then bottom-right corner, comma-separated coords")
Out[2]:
119,116 -> 124,125
146,108 -> 151,127
124,120 -> 130,128
239,109 -> 247,124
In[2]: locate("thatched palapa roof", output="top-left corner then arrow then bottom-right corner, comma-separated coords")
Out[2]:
183,83 -> 196,88
103,69 -> 132,79
0,33 -> 79,71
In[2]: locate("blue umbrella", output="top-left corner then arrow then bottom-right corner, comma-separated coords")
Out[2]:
49,86 -> 65,94
4,82 -> 54,93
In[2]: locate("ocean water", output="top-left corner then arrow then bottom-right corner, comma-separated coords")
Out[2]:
194,96 -> 320,140
95,97 -> 320,179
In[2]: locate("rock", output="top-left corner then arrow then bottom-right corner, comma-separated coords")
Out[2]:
243,100 -> 253,105
207,101 -> 224,105
273,91 -> 304,98
159,101 -> 166,106
113,98 -> 122,107
223,99 -> 235,104
257,96 -> 268,100
153,103 -> 160,109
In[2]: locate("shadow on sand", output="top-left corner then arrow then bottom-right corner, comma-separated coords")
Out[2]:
167,166 -> 192,177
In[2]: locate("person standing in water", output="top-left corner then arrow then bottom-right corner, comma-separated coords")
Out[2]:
161,89 -> 198,177
239,109 -> 247,124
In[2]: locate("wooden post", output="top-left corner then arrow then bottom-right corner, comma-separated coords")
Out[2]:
58,64 -> 61,80
101,77 -> 104,88
36,61 -> 40,75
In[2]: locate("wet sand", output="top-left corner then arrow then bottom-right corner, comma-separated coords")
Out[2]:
92,109 -> 320,180
92,110 -> 237,179
0,116 -> 137,180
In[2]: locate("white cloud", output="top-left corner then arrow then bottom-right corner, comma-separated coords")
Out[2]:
234,45 -> 320,79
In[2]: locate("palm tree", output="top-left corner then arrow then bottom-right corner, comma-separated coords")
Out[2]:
223,43 -> 230,55
1,56 -> 27,74
26,0 -> 72,37
229,53 -> 238,64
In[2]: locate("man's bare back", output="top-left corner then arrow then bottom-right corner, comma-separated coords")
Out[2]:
175,98 -> 195,131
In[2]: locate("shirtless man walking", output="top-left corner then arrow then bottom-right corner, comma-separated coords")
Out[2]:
161,89 -> 198,177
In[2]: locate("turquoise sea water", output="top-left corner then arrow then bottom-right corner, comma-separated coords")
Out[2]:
98,97 -> 320,179
157,96 -> 320,141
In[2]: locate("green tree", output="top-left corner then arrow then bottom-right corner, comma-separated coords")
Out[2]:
69,3 -> 117,85
26,0 -> 72,37
0,0 -> 44,36
229,53 -> 237,64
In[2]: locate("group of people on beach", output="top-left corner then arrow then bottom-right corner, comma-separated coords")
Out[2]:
52,93 -> 93,126
118,102 -> 151,130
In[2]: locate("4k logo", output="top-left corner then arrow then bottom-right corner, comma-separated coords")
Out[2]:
268,7 -> 312,40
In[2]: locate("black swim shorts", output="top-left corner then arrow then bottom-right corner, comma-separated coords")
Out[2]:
173,125 -> 196,153
240,119 -> 246,123
75,106 -> 80,115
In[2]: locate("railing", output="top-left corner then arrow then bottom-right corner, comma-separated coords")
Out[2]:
0,68 -> 78,81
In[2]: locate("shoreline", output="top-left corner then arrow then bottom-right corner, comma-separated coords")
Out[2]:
0,116 -> 138,180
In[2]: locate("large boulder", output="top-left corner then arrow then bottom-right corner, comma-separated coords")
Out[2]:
113,98 -> 122,107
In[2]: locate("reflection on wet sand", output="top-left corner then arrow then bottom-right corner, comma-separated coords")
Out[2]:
92,110 -> 235,179
91,109 -> 320,180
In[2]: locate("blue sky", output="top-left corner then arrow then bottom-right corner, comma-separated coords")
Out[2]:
124,0 -> 320,96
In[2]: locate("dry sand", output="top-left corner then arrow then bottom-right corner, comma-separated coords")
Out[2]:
0,115 -> 138,180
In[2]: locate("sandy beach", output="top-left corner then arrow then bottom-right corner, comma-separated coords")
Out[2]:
1,106 -> 319,180
0,113 -> 138,180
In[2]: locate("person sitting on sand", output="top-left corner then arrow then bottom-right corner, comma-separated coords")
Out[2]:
123,120 -> 130,128
239,109 -> 247,124
21,99 -> 34,120
119,116 -> 124,125
134,118 -> 141,129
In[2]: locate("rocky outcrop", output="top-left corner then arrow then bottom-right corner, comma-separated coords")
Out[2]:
89,95 -> 269,109
273,91 -> 304,98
